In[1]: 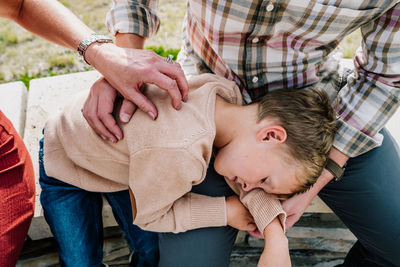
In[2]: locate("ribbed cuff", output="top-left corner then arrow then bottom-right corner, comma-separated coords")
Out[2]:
190,193 -> 227,229
241,189 -> 286,236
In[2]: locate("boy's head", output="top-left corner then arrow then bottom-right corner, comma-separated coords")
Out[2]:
214,87 -> 337,197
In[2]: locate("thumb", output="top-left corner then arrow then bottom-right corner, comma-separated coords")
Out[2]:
285,216 -> 296,229
248,229 -> 263,239
119,99 -> 137,123
244,222 -> 257,232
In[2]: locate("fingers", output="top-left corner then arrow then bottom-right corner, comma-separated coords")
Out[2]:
156,59 -> 189,102
246,222 -> 257,232
143,70 -> 183,111
285,216 -> 297,229
81,78 -> 122,142
248,229 -> 263,239
97,87 -> 123,143
124,88 -> 159,120
119,99 -> 137,123
98,48 -> 188,118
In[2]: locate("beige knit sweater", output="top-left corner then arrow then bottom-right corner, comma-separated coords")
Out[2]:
44,74 -> 286,234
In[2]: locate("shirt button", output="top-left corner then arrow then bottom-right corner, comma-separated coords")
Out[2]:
252,76 -> 259,83
266,3 -> 274,12
252,37 -> 259,43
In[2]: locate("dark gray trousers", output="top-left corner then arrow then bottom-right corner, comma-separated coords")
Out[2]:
319,128 -> 400,266
158,157 -> 238,267
158,129 -> 400,267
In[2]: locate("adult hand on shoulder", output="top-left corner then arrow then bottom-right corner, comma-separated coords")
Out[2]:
83,43 -> 189,141
226,195 -> 258,232
82,77 -> 138,142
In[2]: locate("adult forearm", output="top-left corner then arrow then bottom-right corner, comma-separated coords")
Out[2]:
302,147 -> 349,199
7,0 -> 93,50
84,33 -> 145,67
115,33 -> 145,49
281,147 -> 350,229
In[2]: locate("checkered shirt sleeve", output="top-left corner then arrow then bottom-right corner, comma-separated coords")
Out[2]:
106,0 -> 160,38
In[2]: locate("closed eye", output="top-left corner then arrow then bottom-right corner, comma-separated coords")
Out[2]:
260,177 -> 269,184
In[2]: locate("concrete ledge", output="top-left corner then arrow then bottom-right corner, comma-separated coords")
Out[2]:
0,81 -> 27,135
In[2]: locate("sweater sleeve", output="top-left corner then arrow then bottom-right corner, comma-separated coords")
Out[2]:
129,148 -> 227,233
225,179 -> 286,236
239,189 -> 287,235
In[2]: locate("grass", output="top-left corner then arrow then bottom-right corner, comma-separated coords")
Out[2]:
0,0 -> 361,86
47,53 -> 75,69
0,32 -> 18,45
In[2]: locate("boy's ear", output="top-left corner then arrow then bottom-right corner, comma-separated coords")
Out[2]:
256,125 -> 287,143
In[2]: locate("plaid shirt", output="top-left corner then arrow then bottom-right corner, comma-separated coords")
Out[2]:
107,0 -> 400,157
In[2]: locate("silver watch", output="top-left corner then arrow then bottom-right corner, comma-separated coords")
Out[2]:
77,34 -> 113,64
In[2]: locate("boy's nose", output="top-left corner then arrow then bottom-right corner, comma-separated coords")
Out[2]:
241,182 -> 255,191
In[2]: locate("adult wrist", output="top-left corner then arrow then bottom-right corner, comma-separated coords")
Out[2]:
83,42 -> 115,67
77,33 -> 113,65
324,147 -> 350,182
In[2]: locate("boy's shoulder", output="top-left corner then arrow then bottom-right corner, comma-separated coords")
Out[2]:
186,74 -> 242,106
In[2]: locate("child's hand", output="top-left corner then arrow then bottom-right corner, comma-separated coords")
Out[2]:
257,217 -> 291,267
226,195 -> 257,232
248,228 -> 263,239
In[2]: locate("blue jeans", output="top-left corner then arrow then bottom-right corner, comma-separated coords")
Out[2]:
39,138 -> 159,267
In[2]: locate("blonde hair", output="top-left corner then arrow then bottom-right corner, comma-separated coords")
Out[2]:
257,87 -> 337,196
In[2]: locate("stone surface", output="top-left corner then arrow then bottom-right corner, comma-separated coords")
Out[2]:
305,197 -> 332,213
0,81 -> 28,135
19,221 -> 351,267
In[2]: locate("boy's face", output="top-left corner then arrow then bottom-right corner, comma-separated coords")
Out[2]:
214,133 -> 300,195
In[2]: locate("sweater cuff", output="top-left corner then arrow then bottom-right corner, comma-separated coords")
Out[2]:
189,193 -> 227,229
241,189 -> 286,236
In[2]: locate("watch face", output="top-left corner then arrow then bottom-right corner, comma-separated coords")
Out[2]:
86,36 -> 96,45
78,34 -> 113,57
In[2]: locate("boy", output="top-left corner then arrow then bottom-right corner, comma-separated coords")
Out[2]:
40,73 -> 336,266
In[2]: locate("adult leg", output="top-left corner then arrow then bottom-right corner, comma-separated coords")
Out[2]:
39,138 -> 104,267
158,157 -> 238,267
319,128 -> 400,266
105,191 -> 159,267
0,112 -> 35,267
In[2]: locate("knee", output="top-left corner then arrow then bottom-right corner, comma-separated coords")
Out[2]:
384,237 -> 400,266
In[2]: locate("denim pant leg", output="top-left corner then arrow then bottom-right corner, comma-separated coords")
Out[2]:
39,139 -> 104,267
105,191 -> 159,267
158,157 -> 238,267
319,128 -> 400,267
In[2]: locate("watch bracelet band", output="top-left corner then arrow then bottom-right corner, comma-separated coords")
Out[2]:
324,158 -> 345,181
77,34 -> 113,65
